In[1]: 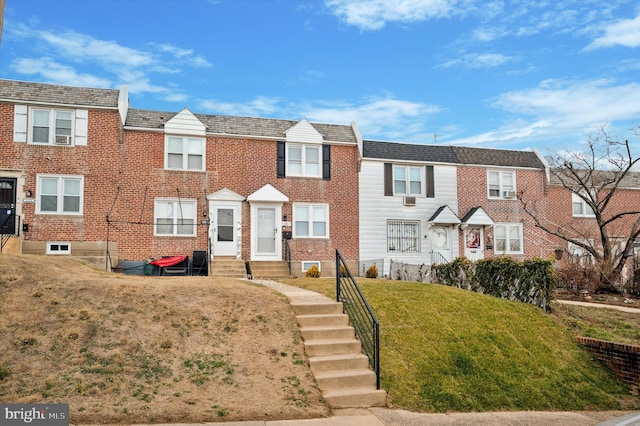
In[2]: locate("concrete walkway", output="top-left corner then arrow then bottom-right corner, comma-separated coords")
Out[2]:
556,299 -> 640,313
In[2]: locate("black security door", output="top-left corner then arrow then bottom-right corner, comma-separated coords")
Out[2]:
0,178 -> 17,235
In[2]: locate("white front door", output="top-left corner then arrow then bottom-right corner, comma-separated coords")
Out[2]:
212,205 -> 238,256
464,226 -> 484,261
431,226 -> 451,264
252,204 -> 282,260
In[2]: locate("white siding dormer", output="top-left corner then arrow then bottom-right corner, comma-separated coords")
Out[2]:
164,108 -> 207,136
285,118 -> 324,144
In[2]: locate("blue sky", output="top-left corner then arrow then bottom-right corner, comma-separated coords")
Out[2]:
1,0 -> 639,153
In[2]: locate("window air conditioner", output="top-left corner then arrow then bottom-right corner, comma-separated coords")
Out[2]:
55,135 -> 72,145
403,196 -> 416,206
503,190 -> 516,199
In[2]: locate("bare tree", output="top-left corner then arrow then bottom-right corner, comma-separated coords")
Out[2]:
520,125 -> 640,293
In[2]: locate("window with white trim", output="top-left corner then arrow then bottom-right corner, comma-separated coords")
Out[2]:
387,220 -> 420,253
165,136 -> 205,171
287,144 -> 321,178
302,261 -> 321,272
294,204 -> 328,238
394,165 -> 422,195
46,242 -> 71,255
572,192 -> 595,217
154,199 -> 197,236
36,175 -> 84,215
494,223 -> 523,254
30,108 -> 75,145
488,170 -> 516,199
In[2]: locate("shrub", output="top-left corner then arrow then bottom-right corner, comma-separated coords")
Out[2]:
365,263 -> 379,278
557,262 -> 599,295
305,265 -> 321,278
339,265 -> 348,277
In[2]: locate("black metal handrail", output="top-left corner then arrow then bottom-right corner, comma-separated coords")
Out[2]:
335,249 -> 381,389
1,213 -> 20,253
284,239 -> 291,275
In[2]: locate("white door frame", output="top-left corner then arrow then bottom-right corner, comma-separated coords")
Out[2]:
430,225 -> 452,263
250,202 -> 283,261
464,226 -> 484,261
207,188 -> 245,260
210,202 -> 241,257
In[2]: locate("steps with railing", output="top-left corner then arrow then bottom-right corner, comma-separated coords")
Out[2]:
0,213 -> 20,254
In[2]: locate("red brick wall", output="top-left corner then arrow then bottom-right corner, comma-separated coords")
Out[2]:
578,337 -> 640,388
457,166 -> 558,260
2,102 -> 359,265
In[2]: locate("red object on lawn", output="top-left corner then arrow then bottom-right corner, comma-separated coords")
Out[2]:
149,256 -> 187,268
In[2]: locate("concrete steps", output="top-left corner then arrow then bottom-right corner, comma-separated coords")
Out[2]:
249,261 -> 291,279
210,256 -> 246,278
291,300 -> 387,409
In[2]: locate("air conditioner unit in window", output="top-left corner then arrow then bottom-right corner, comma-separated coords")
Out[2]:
55,135 -> 72,145
503,190 -> 516,199
403,196 -> 416,206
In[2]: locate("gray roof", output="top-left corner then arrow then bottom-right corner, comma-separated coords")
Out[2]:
452,146 -> 545,169
363,140 -> 459,163
549,168 -> 640,189
0,79 -> 120,108
126,108 -> 357,144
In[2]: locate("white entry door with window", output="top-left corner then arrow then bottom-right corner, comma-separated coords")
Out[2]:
212,205 -> 238,256
252,204 -> 282,260
464,226 -> 484,261
431,226 -> 451,263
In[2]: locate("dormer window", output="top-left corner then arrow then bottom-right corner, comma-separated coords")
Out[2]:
165,136 -> 205,171
287,143 -> 321,177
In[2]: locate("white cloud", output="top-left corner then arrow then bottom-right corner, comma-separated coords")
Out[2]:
324,0 -> 459,31
438,52 -> 516,69
585,15 -> 640,50
12,57 -> 112,88
492,78 -> 640,127
198,96 -> 281,117
6,23 -> 211,97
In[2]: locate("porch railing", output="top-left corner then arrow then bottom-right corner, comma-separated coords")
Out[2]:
284,238 -> 291,275
335,249 -> 381,389
0,213 -> 20,253
431,251 -> 449,266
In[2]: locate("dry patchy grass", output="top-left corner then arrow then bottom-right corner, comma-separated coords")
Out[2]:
0,255 -> 329,424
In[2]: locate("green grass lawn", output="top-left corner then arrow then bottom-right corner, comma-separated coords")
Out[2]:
280,277 -> 639,413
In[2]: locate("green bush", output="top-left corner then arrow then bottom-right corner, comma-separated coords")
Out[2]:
431,256 -> 557,311
365,263 -> 379,278
305,265 -> 321,278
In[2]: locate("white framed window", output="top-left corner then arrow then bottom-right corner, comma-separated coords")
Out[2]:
568,241 -> 595,264
154,198 -> 197,236
302,261 -> 321,272
36,175 -> 84,215
394,165 -> 422,195
494,223 -> 523,254
29,108 -> 77,145
387,220 -> 420,253
488,170 -> 516,199
165,136 -> 205,171
46,242 -> 71,255
294,204 -> 329,238
572,192 -> 595,217
287,144 -> 321,178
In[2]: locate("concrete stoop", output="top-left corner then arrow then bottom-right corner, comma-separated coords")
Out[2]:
210,256 -> 246,278
249,261 -> 291,280
292,300 -> 387,409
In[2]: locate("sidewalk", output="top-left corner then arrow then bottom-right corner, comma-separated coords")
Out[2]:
136,408 -> 639,426
556,299 -> 640,313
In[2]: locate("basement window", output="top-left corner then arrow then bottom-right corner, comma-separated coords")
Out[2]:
302,261 -> 320,273
47,242 -> 71,255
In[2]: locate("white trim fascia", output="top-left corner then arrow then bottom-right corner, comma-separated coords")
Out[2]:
0,99 -> 117,110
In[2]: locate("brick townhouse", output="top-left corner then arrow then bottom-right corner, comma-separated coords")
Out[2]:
0,79 -> 361,277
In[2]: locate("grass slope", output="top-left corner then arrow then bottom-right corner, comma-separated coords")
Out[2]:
281,278 -> 639,413
0,255 -> 329,424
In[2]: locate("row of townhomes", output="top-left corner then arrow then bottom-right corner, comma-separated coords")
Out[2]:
0,79 -> 635,279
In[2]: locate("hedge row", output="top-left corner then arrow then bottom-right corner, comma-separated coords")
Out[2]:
431,256 -> 557,311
